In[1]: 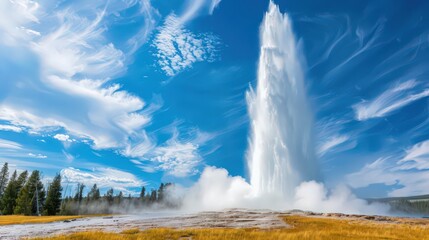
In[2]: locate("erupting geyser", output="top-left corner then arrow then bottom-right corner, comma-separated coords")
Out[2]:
183,1 -> 385,215
246,1 -> 319,200
182,1 -> 384,214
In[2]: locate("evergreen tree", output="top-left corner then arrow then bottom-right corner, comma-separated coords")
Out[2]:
0,162 -> 9,200
2,171 -> 28,214
115,191 -> 123,204
14,170 -> 45,215
1,170 -> 16,214
87,184 -> 100,201
15,171 -> 28,194
140,186 -> 146,200
105,188 -> 114,205
158,183 -> 165,202
44,174 -> 62,215
149,189 -> 157,203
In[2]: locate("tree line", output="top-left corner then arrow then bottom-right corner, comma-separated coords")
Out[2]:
0,162 -> 176,216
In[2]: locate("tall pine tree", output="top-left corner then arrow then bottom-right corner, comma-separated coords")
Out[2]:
2,171 -> 28,214
14,170 -> 45,215
105,188 -> 114,205
44,174 -> 62,215
87,184 -> 100,202
0,162 -> 9,201
140,186 -> 146,203
0,169 -> 15,214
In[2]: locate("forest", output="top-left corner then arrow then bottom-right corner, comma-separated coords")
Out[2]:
0,162 -> 176,216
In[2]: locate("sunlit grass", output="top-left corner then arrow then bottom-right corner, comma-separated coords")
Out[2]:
0,215 -> 83,225
31,215 -> 429,240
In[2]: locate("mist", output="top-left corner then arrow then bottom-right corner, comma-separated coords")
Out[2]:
177,167 -> 389,215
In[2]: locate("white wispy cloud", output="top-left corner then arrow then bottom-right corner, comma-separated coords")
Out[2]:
0,139 -> 22,150
28,153 -> 47,159
0,0 -> 160,152
318,135 -> 349,156
0,0 -> 39,45
151,136 -> 202,177
53,134 -> 73,142
151,127 -> 214,177
62,150 -> 74,162
347,140 -> 429,197
33,10 -> 126,79
61,167 -> 145,193
4,158 -> 59,172
0,138 -> 54,162
0,124 -> 23,132
353,80 -> 429,121
0,108 -> 65,134
315,118 -> 355,157
180,0 -> 222,23
121,132 -> 155,158
126,0 -> 160,54
208,0 -> 222,14
125,125 -> 215,177
397,140 -> 429,170
153,14 -> 220,76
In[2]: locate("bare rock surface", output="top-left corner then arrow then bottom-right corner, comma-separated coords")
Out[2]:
0,209 -> 288,240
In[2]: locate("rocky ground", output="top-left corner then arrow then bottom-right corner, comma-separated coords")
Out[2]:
0,209 -> 427,240
0,209 -> 287,239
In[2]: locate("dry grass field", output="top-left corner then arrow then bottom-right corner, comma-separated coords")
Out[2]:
31,215 -> 429,240
0,215 -> 83,225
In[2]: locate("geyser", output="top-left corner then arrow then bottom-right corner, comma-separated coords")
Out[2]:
246,1 -> 319,200
181,1 -> 387,215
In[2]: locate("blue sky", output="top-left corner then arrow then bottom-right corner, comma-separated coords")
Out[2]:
0,0 -> 429,198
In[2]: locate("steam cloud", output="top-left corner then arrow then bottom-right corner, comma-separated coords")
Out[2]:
179,167 -> 388,215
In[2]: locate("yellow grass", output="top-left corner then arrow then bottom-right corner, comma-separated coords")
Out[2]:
32,215 -> 429,240
0,215 -> 83,225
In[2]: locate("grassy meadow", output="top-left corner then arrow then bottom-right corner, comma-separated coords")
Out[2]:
0,215 -> 83,225
30,215 -> 429,240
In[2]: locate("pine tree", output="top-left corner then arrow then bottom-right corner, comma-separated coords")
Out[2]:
43,174 -> 62,216
158,183 -> 165,202
14,170 -> 45,215
0,162 -> 9,200
149,189 -> 157,203
105,188 -> 114,205
2,171 -> 28,214
1,170 -> 16,214
87,184 -> 100,201
116,191 -> 123,204
140,186 -> 146,200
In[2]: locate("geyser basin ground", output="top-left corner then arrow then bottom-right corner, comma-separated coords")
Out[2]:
1,209 -> 429,240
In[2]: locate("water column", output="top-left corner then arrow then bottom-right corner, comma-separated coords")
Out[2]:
246,1 -> 319,200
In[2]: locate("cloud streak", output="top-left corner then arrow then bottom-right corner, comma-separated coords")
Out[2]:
398,140 -> 429,170
126,125 -> 215,177
354,80 -> 429,121
347,139 -> 429,197
0,139 -> 22,150
61,167 -> 145,194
